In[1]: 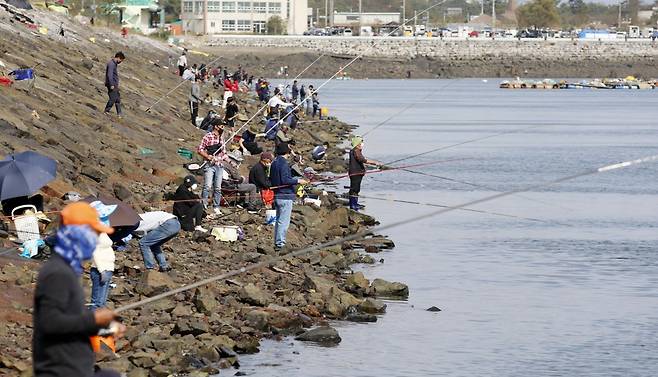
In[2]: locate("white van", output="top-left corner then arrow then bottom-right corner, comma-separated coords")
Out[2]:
342,28 -> 352,36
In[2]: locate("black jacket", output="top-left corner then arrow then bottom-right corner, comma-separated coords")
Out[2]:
349,148 -> 367,176
33,254 -> 100,377
173,182 -> 200,216
249,162 -> 270,191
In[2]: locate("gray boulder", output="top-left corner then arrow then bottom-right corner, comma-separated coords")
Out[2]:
295,326 -> 341,344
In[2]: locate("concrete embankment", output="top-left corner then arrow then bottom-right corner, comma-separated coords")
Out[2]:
205,36 -> 658,78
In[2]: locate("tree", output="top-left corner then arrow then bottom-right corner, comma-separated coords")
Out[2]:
266,15 -> 286,34
516,0 -> 560,28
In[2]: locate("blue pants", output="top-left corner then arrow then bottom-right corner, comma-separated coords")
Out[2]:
274,198 -> 293,248
89,267 -> 113,309
202,165 -> 224,209
139,218 -> 180,269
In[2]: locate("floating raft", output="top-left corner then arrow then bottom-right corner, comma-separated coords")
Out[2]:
500,76 -> 656,90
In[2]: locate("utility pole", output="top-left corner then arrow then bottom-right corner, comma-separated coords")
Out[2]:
491,0 -> 496,39
414,9 -> 417,34
618,1 -> 622,27
325,0 -> 328,27
402,0 -> 406,24
358,0 -> 362,35
481,0 -> 484,15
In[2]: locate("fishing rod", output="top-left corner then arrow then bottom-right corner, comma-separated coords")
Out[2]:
114,154 -> 658,314
357,194 -> 570,226
212,0 -> 454,158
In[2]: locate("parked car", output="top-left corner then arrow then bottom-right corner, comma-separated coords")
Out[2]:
517,29 -> 542,38
468,30 -> 479,38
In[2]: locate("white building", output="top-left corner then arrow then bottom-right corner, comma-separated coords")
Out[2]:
181,0 -> 307,35
332,12 -> 400,27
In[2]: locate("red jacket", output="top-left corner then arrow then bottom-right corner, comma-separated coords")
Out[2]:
224,79 -> 239,92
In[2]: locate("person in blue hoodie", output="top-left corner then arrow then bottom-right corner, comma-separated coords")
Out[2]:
269,142 -> 308,252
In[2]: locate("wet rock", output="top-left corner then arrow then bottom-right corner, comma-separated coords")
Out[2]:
150,364 -> 172,377
295,326 -> 341,344
136,270 -> 177,296
345,313 -> 377,322
245,309 -> 270,331
196,334 -> 237,350
324,288 -> 362,318
234,337 -> 260,354
198,345 -> 221,362
193,288 -> 218,315
344,271 -> 369,296
358,298 -> 387,314
238,283 -> 271,306
369,278 -> 409,298
319,252 -> 347,269
364,245 -> 381,253
427,306 -> 442,312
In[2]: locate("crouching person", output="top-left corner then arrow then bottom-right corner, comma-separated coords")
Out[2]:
173,175 -> 207,232
135,211 -> 180,272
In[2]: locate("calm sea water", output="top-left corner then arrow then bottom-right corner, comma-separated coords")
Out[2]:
239,79 -> 658,376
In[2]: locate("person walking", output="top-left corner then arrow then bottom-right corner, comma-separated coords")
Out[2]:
135,211 -> 180,272
189,78 -> 201,127
197,125 -> 229,216
269,143 -> 308,252
348,136 -> 380,211
103,52 -> 125,117
173,175 -> 207,232
33,202 -> 122,377
177,50 -> 188,76
249,152 -> 273,208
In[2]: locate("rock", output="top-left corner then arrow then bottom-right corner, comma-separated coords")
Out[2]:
364,245 -> 381,253
234,337 -> 260,354
319,252 -> 346,269
295,326 -> 341,344
369,278 -> 409,298
324,288 -> 362,318
113,183 -> 132,200
127,368 -> 149,377
345,313 -> 377,322
238,283 -> 271,306
344,271 -> 370,295
150,364 -> 172,377
198,345 -> 220,362
15,273 -> 32,286
136,270 -> 177,296
426,306 -> 442,312
358,298 -> 387,314
193,288 -> 218,315
245,309 -> 270,331
80,166 -> 106,182
172,317 -> 210,336
171,303 -> 193,317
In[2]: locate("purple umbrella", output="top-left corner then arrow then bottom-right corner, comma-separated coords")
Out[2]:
0,151 -> 57,201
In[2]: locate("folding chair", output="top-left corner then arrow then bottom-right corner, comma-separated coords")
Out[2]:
12,205 -> 40,242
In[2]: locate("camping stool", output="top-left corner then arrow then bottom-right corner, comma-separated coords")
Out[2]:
12,204 -> 40,242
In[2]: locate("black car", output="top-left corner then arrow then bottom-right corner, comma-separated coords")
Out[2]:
516,29 -> 542,38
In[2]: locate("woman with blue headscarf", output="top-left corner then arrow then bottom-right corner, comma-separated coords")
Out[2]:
32,202 -> 122,377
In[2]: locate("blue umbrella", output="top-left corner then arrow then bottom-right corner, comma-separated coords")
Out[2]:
0,151 -> 57,201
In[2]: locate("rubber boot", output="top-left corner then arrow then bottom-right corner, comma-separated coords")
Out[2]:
349,196 -> 357,210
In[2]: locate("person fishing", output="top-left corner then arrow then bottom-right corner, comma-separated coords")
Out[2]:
348,136 -> 381,211
197,125 -> 229,216
33,202 -> 124,377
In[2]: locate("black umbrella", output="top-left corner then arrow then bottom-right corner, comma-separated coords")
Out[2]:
0,151 -> 57,201
82,195 -> 140,228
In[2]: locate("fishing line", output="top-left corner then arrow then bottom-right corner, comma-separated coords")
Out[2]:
357,194 -> 569,225
114,154 -> 658,314
362,80 -> 459,136
383,124 -> 545,166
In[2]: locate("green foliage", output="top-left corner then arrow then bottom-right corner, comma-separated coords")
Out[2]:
266,15 -> 286,34
516,0 -> 560,28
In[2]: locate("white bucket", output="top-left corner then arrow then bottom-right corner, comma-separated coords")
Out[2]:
303,198 -> 321,208
211,226 -> 239,242
265,209 -> 277,225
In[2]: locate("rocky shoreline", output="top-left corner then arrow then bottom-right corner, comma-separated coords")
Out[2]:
0,8 -> 408,377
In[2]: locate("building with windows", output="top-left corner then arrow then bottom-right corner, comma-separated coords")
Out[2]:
181,0 -> 307,35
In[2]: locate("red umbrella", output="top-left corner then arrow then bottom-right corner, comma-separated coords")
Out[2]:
82,195 -> 140,228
